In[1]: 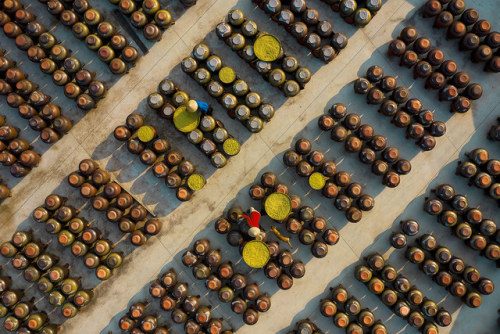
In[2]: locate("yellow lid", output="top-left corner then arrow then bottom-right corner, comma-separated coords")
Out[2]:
242,240 -> 270,268
173,105 -> 201,133
309,172 -> 326,190
264,192 -> 292,221
187,174 -> 206,191
219,67 -> 236,84
137,125 -> 156,142
222,138 -> 240,156
254,34 -> 282,61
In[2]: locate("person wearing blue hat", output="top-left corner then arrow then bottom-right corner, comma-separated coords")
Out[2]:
186,99 -> 212,115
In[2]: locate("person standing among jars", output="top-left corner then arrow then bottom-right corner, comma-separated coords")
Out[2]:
186,99 -> 212,115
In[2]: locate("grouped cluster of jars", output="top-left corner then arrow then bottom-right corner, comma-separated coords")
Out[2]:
286,319 -> 323,334
147,77 -> 240,168
317,103 -> 414,185
119,268 -> 234,334
68,158 -> 162,245
389,26 -> 483,113
114,113 -> 206,200
182,239 -> 271,326
218,208 -> 310,290
252,1 -> 348,63
249,171 -> 341,252
118,301 -> 169,333
422,0 -> 500,72
0,51 -> 73,145
212,173 -> 339,290
319,285 -> 387,334
354,65 -> 445,151
0,1 -> 107,111
320,0 -> 383,27
283,139 -> 376,221
0,269 -> 60,334
488,118 -> 500,142
108,0 -> 175,41
152,269 -> 232,333
32,193 -> 125,281
456,148 -> 499,203
218,9 -> 312,96
0,116 -> 41,178
355,253 -> 452,332
182,45 -> 274,133
0,229 -> 95,323
40,0 -> 141,75
424,183 -> 500,263
390,219 -> 494,309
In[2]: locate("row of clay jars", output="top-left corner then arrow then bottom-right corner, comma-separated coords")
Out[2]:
456,148 -> 500,201
217,12 -> 307,76
145,268 -> 236,333
319,284 -> 388,333
317,108 -> 411,185
404,236 -> 495,297
30,194 -> 127,280
146,88 -> 238,168
356,255 -> 456,327
422,1 -> 500,71
0,230 -> 97,317
248,4 -> 348,62
259,165 -> 365,223
424,184 -> 500,262
181,239 -> 270,325
316,0 -> 383,27
41,1 -> 140,70
0,120 -> 40,177
0,54 -> 71,143
0,8 -> 105,110
389,35 -> 483,104
67,159 -> 163,245
353,65 -> 444,152
114,114 -> 200,199
0,123 -> 41,167
217,11 -> 313,90
183,42 -> 280,121
111,0 -> 174,41
388,26 -> 484,113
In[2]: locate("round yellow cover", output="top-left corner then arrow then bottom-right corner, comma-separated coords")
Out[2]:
242,240 -> 270,268
309,172 -> 326,190
173,105 -> 201,132
219,67 -> 236,84
187,174 -> 206,191
254,34 -> 282,61
222,138 -> 240,156
137,125 -> 156,142
264,192 -> 292,221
